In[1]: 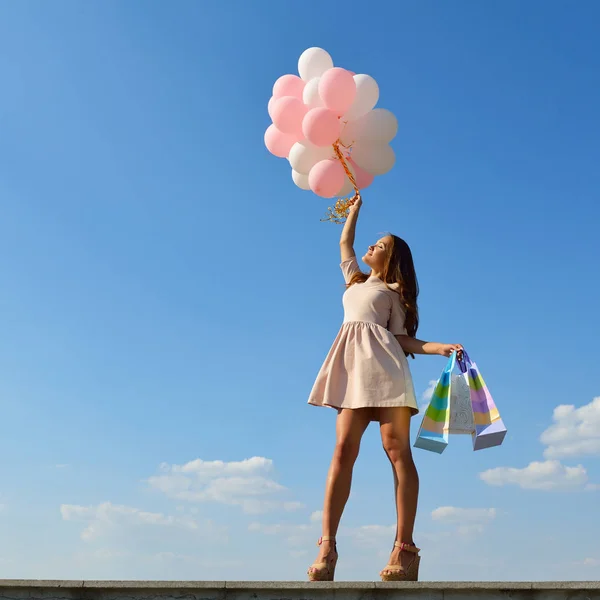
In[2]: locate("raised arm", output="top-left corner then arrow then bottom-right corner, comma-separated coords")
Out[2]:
340,196 -> 362,262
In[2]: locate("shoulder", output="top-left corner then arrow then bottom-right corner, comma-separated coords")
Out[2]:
340,256 -> 359,269
340,256 -> 365,285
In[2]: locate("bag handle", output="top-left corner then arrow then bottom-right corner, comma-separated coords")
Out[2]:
444,351 -> 457,374
456,349 -> 472,374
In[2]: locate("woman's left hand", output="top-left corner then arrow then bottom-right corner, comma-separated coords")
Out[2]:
437,343 -> 463,357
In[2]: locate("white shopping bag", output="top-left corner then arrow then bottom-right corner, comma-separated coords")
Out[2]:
448,373 -> 475,434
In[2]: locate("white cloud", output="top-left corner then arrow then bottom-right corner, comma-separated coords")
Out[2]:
477,396 -> 600,494
431,506 -> 496,523
420,380 -> 437,408
60,501 -> 223,542
310,510 -> 323,523
283,501 -> 305,511
541,397 -> 600,459
167,456 -> 273,477
248,521 -> 313,547
583,558 -> 600,567
151,552 -> 243,569
346,524 -> 396,546
248,522 -> 311,535
431,507 -> 496,535
480,460 -> 589,491
91,548 -> 130,560
147,457 -> 304,514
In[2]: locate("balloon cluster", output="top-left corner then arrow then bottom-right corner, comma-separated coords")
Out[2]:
264,47 -> 398,222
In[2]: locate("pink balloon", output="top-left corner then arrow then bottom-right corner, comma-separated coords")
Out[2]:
309,159 -> 345,198
319,68 -> 356,115
264,124 -> 298,158
349,158 -> 375,189
271,96 -> 307,136
273,74 -> 305,99
302,107 -> 341,147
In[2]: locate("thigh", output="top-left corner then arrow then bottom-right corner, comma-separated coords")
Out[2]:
335,408 -> 372,446
378,407 -> 413,450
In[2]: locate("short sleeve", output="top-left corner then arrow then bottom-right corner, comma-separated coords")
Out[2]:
388,291 -> 408,335
340,256 -> 361,284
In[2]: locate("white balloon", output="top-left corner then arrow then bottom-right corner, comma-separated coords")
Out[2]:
289,140 -> 333,175
351,142 -> 395,175
361,108 -> 398,143
339,118 -> 361,146
292,169 -> 310,190
298,47 -> 334,82
343,74 -> 379,122
341,108 -> 398,145
303,77 -> 324,109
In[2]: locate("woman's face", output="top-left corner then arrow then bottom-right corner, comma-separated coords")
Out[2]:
363,235 -> 392,274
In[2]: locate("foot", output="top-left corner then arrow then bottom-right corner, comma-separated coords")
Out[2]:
380,541 -> 420,581
308,536 -> 338,581
381,546 -> 414,574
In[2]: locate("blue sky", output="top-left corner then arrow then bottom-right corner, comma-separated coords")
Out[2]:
1,0 -> 600,582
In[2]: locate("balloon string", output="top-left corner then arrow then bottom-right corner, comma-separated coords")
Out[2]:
333,142 -> 359,196
321,140 -> 361,224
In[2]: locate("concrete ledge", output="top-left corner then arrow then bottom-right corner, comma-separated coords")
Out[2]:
0,580 -> 599,600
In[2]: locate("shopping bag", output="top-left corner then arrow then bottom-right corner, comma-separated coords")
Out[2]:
457,350 -> 507,450
448,372 -> 475,434
413,352 -> 455,454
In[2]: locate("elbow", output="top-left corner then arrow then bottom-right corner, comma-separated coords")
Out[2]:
395,335 -> 414,359
395,334 -> 408,349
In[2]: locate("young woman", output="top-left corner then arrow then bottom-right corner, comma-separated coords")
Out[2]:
307,196 -> 462,582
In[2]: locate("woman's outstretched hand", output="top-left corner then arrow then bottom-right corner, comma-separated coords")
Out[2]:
436,343 -> 463,357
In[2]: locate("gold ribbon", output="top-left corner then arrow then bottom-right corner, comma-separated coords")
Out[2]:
321,140 -> 361,224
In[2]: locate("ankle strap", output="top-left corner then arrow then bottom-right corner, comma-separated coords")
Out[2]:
317,536 -> 335,545
394,542 -> 419,553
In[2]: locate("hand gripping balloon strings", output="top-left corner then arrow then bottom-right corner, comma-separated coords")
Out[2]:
320,140 -> 361,224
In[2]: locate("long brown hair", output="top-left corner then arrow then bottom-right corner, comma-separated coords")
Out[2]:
348,234 -> 420,343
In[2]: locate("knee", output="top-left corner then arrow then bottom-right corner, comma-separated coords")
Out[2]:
382,436 -> 413,467
333,438 -> 360,467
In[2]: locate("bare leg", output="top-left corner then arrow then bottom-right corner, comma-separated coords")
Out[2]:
308,408 -> 371,578
378,407 -> 419,575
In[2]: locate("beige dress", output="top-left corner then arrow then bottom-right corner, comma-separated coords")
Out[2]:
308,256 -> 418,416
